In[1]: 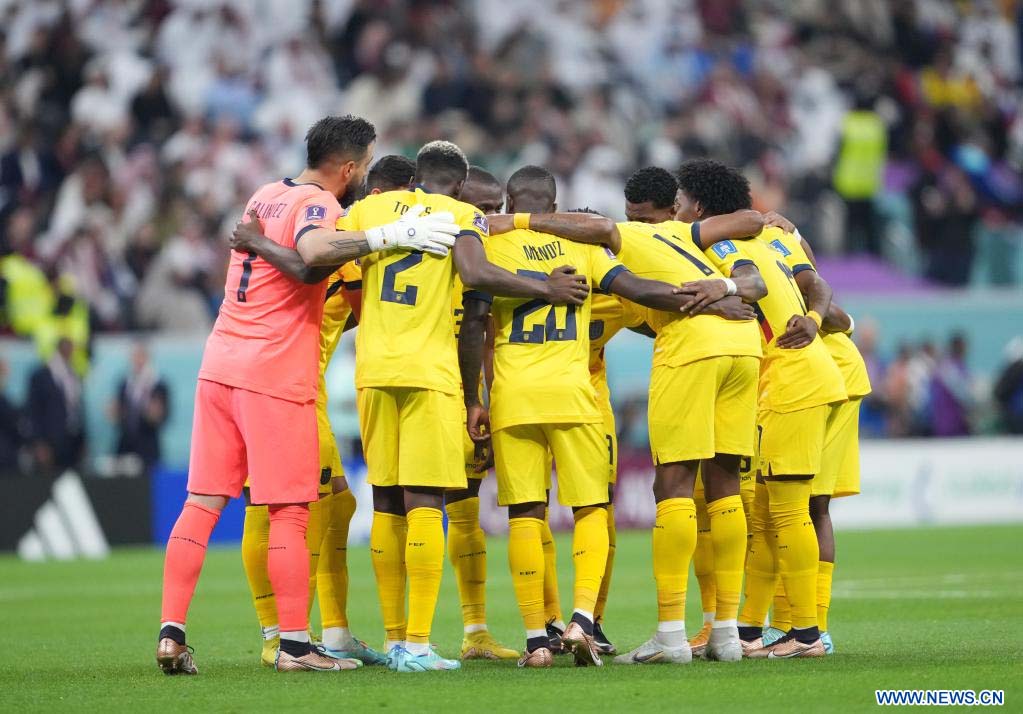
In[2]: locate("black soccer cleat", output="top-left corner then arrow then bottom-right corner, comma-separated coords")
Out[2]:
593,620 -> 616,656
546,620 -> 567,655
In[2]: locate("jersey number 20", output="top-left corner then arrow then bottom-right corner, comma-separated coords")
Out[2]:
508,269 -> 577,344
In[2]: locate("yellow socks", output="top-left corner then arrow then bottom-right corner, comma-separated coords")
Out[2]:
594,504 -> 616,621
652,498 -> 696,626
541,509 -> 563,625
571,506 -> 609,617
446,497 -> 487,630
817,560 -> 834,632
508,517 -> 546,633
370,511 -> 407,644
693,496 -> 716,622
766,479 -> 819,631
405,507 -> 445,648
772,579 -> 792,632
241,504 -> 278,636
738,482 -> 777,628
319,489 -> 356,630
708,494 -> 746,624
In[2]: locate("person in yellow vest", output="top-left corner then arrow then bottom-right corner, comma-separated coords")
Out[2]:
832,94 -> 887,255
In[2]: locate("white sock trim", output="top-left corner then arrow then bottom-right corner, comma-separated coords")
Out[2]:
712,619 -> 737,629
464,623 -> 488,634
322,626 -> 352,650
526,628 -> 547,640
280,630 -> 310,643
406,641 -> 430,656
384,639 -> 404,651
703,611 -> 715,625
261,625 -> 280,640
161,621 -> 186,632
657,620 -> 686,633
551,619 -> 566,631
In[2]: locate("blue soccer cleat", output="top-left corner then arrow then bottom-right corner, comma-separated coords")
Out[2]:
324,638 -> 388,666
820,631 -> 834,655
391,645 -> 461,673
762,626 -> 787,647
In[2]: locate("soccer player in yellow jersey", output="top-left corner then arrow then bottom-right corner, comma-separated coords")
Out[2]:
229,155 -> 418,668
620,166 -> 763,657
467,165 -> 759,668
333,143 -> 588,672
438,166 -> 519,661
673,159 -> 847,658
756,214 -> 872,656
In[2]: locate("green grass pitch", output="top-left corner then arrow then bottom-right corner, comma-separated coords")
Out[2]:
2,524 -> 1021,712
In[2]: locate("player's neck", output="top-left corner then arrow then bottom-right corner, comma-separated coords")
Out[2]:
415,179 -> 458,198
292,168 -> 341,197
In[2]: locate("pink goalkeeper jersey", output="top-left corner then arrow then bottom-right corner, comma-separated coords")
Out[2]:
198,178 -> 343,404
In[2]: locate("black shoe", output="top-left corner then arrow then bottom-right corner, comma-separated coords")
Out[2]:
546,620 -> 566,655
593,621 -> 616,656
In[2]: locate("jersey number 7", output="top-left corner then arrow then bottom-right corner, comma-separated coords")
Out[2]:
508,269 -> 577,344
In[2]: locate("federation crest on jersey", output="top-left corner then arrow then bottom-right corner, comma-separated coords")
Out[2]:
473,212 -> 489,234
769,238 -> 792,257
305,205 -> 327,222
712,240 -> 738,259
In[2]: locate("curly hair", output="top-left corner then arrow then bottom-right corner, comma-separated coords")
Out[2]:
675,159 -> 752,215
624,166 -> 678,208
305,115 -> 376,168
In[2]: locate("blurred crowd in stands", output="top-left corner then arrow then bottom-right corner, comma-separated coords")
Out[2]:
0,0 -> 1022,469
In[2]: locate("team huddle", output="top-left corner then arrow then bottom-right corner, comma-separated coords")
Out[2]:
155,114 -> 869,674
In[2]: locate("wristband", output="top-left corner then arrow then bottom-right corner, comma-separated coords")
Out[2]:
807,310 -> 823,330
845,315 -> 855,336
722,278 -> 738,296
513,213 -> 531,230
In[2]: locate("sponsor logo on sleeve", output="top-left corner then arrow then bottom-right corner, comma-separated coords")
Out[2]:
770,238 -> 791,257
473,212 -> 489,234
305,205 -> 327,222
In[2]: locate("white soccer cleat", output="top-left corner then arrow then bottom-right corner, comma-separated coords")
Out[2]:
706,626 -> 743,662
613,636 -> 691,665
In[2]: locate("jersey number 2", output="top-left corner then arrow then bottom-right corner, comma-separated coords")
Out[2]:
380,253 -> 423,305
508,270 -> 577,344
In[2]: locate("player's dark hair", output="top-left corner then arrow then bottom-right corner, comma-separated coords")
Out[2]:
675,159 -> 752,216
367,154 -> 415,192
506,165 -> 557,205
415,140 -> 469,186
567,207 -> 606,217
305,115 -> 376,168
624,167 -> 678,208
465,165 -> 501,190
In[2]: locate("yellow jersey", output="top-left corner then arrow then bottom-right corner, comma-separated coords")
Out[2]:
703,226 -> 846,413
588,293 -> 645,407
766,232 -> 873,400
336,188 -> 487,394
483,228 -> 625,431
615,221 -> 761,368
318,261 -> 362,378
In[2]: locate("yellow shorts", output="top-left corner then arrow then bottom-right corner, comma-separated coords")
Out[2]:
493,422 -> 608,508
813,397 -> 862,498
758,404 -> 830,477
357,386 -> 465,490
648,355 -> 758,464
599,398 -> 618,486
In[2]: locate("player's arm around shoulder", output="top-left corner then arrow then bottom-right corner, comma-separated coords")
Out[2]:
690,210 -> 765,250
489,212 -> 621,254
675,239 -> 767,314
230,210 -> 337,284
